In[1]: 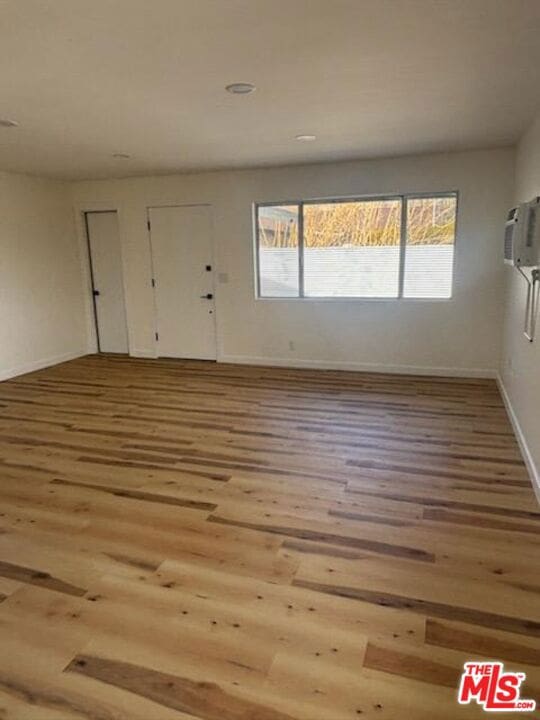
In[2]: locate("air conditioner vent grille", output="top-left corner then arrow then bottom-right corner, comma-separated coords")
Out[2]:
504,223 -> 514,261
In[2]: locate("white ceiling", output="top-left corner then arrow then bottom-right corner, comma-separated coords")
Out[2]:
1,0 -> 540,180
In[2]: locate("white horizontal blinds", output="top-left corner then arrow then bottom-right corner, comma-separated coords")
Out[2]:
258,204 -> 299,297
403,195 -> 457,298
303,199 -> 401,297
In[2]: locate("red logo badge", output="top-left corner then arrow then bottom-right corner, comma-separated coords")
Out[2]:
458,662 -> 536,712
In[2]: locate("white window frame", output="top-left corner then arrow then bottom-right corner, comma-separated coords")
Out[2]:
254,191 -> 459,301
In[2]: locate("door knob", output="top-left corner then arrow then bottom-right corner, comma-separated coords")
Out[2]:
200,293 -> 213,299
93,289 -> 100,296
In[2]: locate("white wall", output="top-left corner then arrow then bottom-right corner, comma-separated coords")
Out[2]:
72,148 -> 513,376
500,112 -> 540,493
0,171 -> 87,380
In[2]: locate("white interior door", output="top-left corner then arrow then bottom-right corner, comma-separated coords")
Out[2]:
86,211 -> 129,354
149,205 -> 216,360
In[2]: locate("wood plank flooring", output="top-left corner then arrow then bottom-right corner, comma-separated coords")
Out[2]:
0,354 -> 538,719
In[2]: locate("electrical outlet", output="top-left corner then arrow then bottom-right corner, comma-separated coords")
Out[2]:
288,340 -> 295,351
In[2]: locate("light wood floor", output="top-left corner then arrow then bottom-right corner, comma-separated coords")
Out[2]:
0,355 -> 539,719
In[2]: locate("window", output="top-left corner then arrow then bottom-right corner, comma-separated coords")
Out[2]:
257,204 -> 299,297
255,193 -> 457,299
403,196 -> 456,298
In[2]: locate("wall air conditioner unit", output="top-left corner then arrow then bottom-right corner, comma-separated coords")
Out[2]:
505,197 -> 540,341
504,198 -> 540,267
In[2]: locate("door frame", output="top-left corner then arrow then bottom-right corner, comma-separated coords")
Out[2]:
81,208 -> 130,355
146,203 -> 218,360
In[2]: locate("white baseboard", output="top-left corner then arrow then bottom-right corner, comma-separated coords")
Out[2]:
0,349 -> 87,383
218,354 -> 497,379
496,374 -> 540,505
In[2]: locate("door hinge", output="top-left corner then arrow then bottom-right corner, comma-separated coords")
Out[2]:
155,332 -> 159,341
151,278 -> 156,288
147,220 -> 151,231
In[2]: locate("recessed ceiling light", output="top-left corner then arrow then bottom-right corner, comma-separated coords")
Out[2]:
225,82 -> 256,95
296,134 -> 316,141
112,152 -> 130,159
0,118 -> 19,128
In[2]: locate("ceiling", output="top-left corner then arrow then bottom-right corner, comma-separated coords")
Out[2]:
1,0 -> 540,181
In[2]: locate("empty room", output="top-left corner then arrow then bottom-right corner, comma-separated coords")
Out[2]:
1,1 -> 540,717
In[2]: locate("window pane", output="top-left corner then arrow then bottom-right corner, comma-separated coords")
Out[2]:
403,196 -> 456,298
303,199 -> 401,297
257,205 -> 299,297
